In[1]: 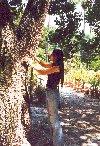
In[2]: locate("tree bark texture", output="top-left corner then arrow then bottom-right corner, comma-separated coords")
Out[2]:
0,0 -> 51,145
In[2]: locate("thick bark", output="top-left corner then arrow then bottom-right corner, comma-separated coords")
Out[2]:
0,0 -> 51,145
15,0 -> 50,60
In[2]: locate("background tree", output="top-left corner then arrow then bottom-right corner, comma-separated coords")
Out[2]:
37,26 -> 56,61
47,0 -> 99,66
79,0 -> 100,68
48,0 -> 81,59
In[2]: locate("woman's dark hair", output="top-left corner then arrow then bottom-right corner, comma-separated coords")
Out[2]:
52,49 -> 64,86
52,49 -> 63,63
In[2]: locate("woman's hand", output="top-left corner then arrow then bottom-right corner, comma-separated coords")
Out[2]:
33,56 -> 40,63
33,55 -> 37,61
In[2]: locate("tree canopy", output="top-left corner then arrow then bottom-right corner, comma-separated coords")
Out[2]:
46,0 -> 100,62
48,0 -> 82,58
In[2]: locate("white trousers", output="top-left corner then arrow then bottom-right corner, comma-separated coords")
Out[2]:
46,88 -> 64,146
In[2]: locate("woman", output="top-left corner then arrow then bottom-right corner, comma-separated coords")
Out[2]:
33,49 -> 64,146
34,49 -> 64,87
33,49 -> 64,107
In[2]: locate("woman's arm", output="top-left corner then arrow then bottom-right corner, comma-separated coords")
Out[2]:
34,56 -> 52,68
33,66 -> 60,75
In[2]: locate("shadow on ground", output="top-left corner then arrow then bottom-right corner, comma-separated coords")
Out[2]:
61,97 -> 100,146
23,88 -> 100,146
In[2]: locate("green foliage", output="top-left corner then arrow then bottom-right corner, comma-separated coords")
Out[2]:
64,64 -> 90,85
38,27 -> 56,60
7,0 -> 99,67
49,0 -> 75,15
86,0 -> 100,26
64,53 -> 100,91
89,71 -> 100,89
85,0 -> 100,45
64,53 -> 87,81
71,53 -> 82,68
80,1 -> 100,75
89,77 -> 100,89
9,0 -> 24,26
47,0 -> 100,65
80,36 -> 95,65
72,32 -> 100,68
64,58 -> 100,90
90,56 -> 100,71
48,0 -> 81,59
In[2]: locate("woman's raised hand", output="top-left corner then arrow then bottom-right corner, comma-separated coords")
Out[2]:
33,56 -> 37,61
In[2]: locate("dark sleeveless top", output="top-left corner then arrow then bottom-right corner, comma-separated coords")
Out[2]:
46,63 -> 62,89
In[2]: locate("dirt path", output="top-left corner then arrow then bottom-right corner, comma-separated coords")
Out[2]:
26,87 -> 100,146
60,87 -> 100,146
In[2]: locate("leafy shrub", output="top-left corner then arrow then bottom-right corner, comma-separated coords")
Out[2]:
90,56 -> 100,71
89,70 -> 100,89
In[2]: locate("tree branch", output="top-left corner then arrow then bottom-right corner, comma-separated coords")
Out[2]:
0,0 -> 12,28
16,0 -> 51,59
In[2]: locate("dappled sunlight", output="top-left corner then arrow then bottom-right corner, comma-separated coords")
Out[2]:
0,0 -> 100,146
22,85 -> 100,145
59,91 -> 100,146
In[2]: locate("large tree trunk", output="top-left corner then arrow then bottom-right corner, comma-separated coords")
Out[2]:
0,0 -> 50,145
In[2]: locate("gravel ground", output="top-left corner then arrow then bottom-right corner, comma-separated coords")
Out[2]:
26,87 -> 100,146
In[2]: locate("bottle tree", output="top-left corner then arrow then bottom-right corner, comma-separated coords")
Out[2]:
0,0 -> 50,145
